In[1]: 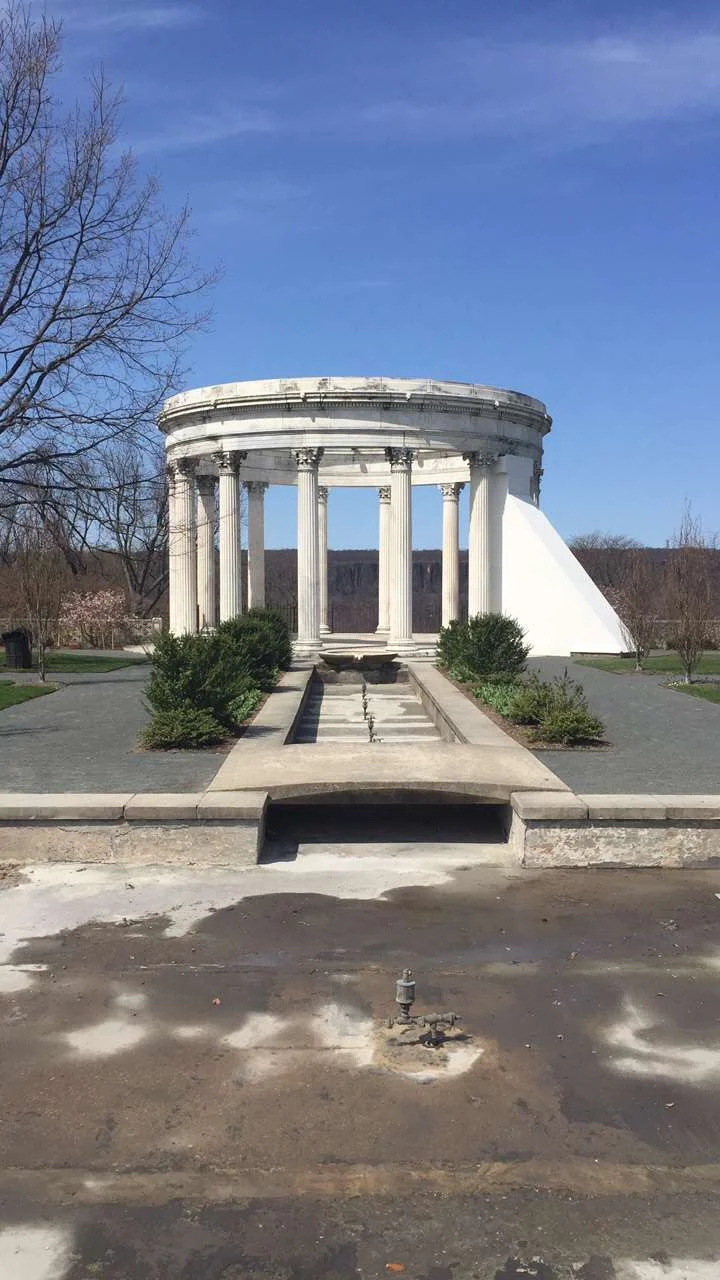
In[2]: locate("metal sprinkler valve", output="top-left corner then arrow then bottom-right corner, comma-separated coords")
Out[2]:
395,968 -> 416,1022
387,968 -> 462,1048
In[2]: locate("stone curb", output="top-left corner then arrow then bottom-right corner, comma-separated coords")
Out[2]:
510,792 -> 720,822
0,792 -> 268,822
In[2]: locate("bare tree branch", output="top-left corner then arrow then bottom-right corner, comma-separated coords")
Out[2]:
0,4 -> 216,488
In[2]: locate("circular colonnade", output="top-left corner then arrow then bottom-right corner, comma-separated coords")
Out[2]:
159,376 -> 551,654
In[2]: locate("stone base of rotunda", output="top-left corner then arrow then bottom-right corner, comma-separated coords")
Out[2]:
293,638 -> 322,657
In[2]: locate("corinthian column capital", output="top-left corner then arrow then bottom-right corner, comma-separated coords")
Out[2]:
464,450 -> 500,470
440,482 -> 464,500
294,447 -> 324,469
385,447 -> 415,469
214,449 -> 247,474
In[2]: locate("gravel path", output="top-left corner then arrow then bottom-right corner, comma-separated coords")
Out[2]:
531,657 -> 720,793
0,665 -> 223,792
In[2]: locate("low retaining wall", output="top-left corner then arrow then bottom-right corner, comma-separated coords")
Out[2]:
0,792 -> 268,865
509,792 -> 720,867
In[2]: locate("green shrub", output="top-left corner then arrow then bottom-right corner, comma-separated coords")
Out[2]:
246,607 -> 292,669
530,707 -> 605,745
216,613 -> 287,689
139,705 -> 224,749
146,632 -> 241,726
471,667 -> 605,745
228,686 -> 263,725
472,680 -> 522,718
438,613 -> 529,680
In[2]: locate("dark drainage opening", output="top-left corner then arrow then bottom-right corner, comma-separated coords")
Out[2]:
261,800 -> 508,863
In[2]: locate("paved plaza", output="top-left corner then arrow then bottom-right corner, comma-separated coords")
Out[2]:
532,659 -> 720,794
2,848 -> 720,1277
0,665 -> 222,793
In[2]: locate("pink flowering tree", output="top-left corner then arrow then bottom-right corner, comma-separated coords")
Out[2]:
60,590 -> 127,649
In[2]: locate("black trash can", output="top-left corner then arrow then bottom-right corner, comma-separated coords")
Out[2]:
2,628 -> 32,670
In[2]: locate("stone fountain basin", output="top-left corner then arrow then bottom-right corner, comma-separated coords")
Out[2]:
320,651 -> 398,670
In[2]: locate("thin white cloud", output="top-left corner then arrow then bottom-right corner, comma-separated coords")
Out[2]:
131,107 -> 276,155
48,1 -> 203,32
355,27 -> 720,143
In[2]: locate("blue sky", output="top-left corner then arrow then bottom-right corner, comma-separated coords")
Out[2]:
47,0 -> 720,548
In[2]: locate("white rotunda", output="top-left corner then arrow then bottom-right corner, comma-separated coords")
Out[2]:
158,376 -> 624,656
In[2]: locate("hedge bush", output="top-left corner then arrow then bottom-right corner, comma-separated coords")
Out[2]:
217,608 -> 292,681
139,706 -> 224,749
438,613 -> 529,681
228,686 -> 263,725
141,609 -> 291,748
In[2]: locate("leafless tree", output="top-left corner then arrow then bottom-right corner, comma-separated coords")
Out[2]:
609,550 -> 661,670
88,441 -> 169,617
9,514 -> 69,679
569,531 -> 642,591
0,5 -> 214,507
667,507 -> 716,683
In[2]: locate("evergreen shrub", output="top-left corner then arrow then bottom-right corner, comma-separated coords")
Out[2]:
437,613 -> 529,680
139,705 -> 223,749
141,609 -> 291,748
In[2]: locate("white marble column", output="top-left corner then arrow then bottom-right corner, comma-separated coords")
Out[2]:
166,464 -> 179,634
174,458 -> 198,635
440,482 -> 463,627
466,451 -> 499,617
386,448 -> 415,652
376,485 -> 391,634
245,480 -> 268,610
215,450 -> 245,622
295,448 -> 323,653
196,475 -> 217,631
318,485 -> 330,634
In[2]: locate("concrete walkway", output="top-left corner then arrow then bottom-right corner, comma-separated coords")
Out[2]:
532,657 -> 720,793
0,665 -> 222,793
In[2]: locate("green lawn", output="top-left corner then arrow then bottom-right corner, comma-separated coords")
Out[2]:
667,682 -> 720,704
576,653 -> 720,676
0,652 -> 149,674
0,682 -> 56,709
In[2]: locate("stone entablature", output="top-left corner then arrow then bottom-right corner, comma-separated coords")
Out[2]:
158,376 -> 549,492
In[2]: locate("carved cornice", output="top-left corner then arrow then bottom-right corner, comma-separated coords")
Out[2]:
214,449 -> 247,474
294,447 -> 324,469
385,447 -> 415,469
378,485 -> 391,502
440,482 -> 464,499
